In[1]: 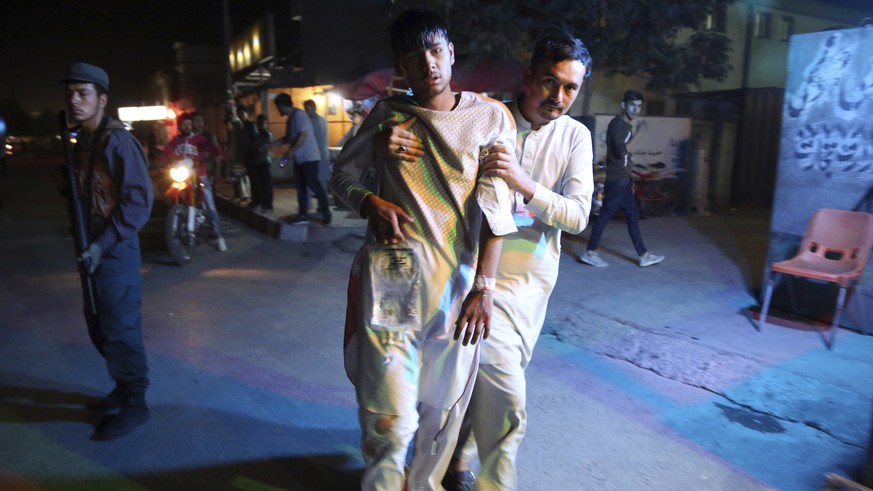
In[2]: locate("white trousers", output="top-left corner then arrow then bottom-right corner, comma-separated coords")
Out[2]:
455,361 -> 527,491
351,325 -> 479,491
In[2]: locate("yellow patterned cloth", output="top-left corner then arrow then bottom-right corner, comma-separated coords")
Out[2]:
331,91 -> 516,413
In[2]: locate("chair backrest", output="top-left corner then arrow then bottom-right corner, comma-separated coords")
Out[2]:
799,208 -> 873,275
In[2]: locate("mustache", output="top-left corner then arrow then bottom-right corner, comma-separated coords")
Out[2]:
542,101 -> 563,110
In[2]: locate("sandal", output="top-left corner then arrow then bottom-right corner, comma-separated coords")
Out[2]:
441,470 -> 476,491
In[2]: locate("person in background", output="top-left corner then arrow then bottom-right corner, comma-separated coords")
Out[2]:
579,90 -> 664,268
161,112 -> 228,252
274,93 -> 331,225
330,8 -> 517,490
337,109 -> 364,148
191,111 -> 223,181
225,103 -> 254,201
250,114 -> 274,213
232,105 -> 259,208
62,62 -> 153,440
303,99 -> 331,195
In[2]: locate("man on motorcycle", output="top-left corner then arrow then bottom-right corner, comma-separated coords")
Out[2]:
161,113 -> 227,252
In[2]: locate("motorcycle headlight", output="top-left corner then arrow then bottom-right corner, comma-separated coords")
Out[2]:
170,165 -> 191,183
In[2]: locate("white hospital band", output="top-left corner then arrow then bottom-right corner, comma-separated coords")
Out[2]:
474,275 -> 496,293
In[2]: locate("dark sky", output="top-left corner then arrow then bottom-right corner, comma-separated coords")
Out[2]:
2,0 -> 872,114
0,0 -> 290,113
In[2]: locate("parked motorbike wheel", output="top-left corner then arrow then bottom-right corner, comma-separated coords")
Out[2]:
640,177 -> 681,217
166,203 -> 195,265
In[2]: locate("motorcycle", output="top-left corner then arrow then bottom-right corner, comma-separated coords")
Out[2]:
590,161 -> 684,218
164,158 -> 213,265
591,161 -> 606,215
632,162 -> 684,217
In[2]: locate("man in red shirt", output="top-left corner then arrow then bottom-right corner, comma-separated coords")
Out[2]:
161,113 -> 228,251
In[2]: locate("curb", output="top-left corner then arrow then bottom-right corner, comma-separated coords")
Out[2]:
215,192 -> 367,242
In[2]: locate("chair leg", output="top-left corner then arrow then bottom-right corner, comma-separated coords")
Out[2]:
827,286 -> 849,350
785,274 -> 799,313
852,285 -> 869,334
759,272 -> 776,332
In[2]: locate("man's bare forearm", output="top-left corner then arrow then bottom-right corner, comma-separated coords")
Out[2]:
476,222 -> 503,279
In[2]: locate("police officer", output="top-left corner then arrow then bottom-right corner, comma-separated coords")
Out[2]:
63,63 -> 153,440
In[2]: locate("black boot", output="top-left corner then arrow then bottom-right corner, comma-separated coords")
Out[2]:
93,390 -> 150,441
87,384 -> 125,414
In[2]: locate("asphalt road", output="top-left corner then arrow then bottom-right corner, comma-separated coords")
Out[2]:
2,156 -> 872,490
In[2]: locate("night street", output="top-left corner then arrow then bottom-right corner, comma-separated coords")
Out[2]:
2,156 -> 873,490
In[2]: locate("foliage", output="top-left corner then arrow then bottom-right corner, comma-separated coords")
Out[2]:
0,94 -> 56,137
440,0 -> 735,94
0,94 -> 34,136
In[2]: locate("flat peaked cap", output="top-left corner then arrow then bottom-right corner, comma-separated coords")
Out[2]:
62,63 -> 109,92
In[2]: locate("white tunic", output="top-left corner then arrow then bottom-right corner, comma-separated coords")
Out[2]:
331,92 -> 517,413
481,101 -> 594,367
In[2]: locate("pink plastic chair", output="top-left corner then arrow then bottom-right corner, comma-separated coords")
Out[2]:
759,208 -> 873,349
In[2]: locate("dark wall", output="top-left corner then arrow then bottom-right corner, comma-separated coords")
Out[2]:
732,88 -> 783,207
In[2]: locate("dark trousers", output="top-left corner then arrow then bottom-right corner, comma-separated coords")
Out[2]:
86,236 -> 149,392
252,163 -> 273,210
245,163 -> 261,207
294,160 -> 329,217
587,178 -> 647,256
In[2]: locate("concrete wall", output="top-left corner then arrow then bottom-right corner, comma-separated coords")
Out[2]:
584,0 -> 868,110
766,26 -> 873,332
697,0 -> 863,93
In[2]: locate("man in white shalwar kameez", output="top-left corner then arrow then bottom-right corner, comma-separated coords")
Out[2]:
384,34 -> 595,491
329,9 -> 517,491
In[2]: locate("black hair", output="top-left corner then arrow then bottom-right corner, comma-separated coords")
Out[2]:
274,93 -> 292,108
94,84 -> 108,97
177,112 -> 192,129
256,114 -> 268,124
303,99 -> 316,109
236,104 -> 249,114
623,90 -> 644,103
390,8 -> 450,58
530,34 -> 593,79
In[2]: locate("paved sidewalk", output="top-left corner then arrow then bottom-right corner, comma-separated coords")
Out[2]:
552,209 -> 873,491
213,178 -> 367,242
211,173 -> 873,489
4,157 -> 873,490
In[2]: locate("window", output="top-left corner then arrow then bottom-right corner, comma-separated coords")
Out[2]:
676,100 -> 693,117
779,16 -> 795,41
754,12 -> 772,38
706,5 -> 727,33
646,100 -> 665,116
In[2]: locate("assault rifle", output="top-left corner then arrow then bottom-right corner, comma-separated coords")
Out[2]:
59,111 -> 98,328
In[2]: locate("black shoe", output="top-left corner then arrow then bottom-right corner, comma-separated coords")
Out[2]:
94,404 -> 150,441
87,386 -> 125,414
289,215 -> 310,225
441,470 -> 476,491
323,211 -> 332,226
